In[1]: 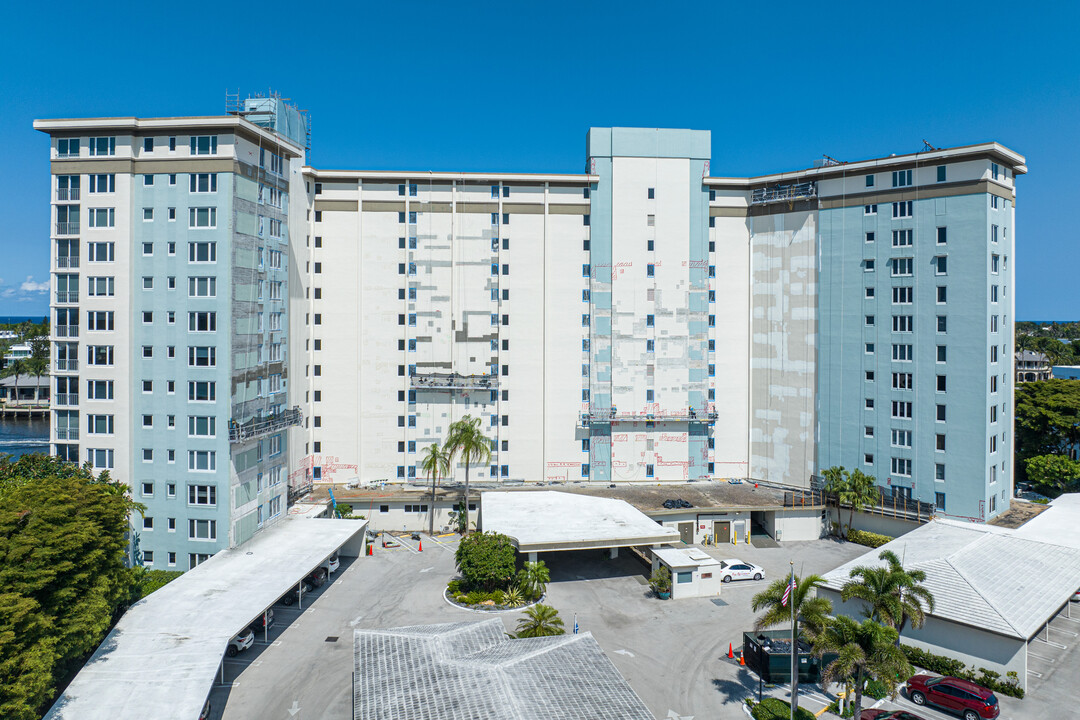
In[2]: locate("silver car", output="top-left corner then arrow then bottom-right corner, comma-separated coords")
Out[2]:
718,559 -> 765,583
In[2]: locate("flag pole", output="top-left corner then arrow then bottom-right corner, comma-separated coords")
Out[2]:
790,560 -> 796,720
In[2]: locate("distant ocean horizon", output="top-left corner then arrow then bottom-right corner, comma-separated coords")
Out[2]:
0,316 -> 48,325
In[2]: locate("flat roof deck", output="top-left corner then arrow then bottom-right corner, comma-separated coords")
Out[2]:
480,490 -> 679,552
45,517 -> 367,720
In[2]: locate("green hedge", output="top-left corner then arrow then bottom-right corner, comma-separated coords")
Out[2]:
748,698 -> 816,720
901,645 -> 1024,699
847,529 -> 892,548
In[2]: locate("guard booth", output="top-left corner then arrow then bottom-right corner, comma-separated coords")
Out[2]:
742,630 -> 836,683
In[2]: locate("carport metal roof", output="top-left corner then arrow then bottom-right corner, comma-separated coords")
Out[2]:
480,490 -> 679,552
44,516 -> 367,720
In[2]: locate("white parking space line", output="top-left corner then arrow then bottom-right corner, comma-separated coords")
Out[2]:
1032,637 -> 1067,649
1049,624 -> 1078,637
1027,668 -> 1044,677
1027,650 -> 1056,663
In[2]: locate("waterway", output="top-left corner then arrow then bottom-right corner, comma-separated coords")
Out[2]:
0,415 -> 50,459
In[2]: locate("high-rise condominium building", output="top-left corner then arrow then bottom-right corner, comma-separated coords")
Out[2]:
36,105 -> 1023,568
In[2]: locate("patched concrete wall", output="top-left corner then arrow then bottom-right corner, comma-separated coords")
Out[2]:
750,211 -> 817,488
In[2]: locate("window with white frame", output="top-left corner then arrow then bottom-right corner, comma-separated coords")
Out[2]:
188,416 -> 216,437
188,242 -> 216,262
891,457 -> 912,476
87,276 -> 115,296
189,173 -> 218,193
891,401 -> 913,419
89,137 -> 116,156
88,208 -> 115,228
188,518 -> 217,540
88,174 -> 115,193
892,201 -> 913,218
892,344 -> 913,361
188,450 -> 216,472
188,207 -> 217,228
188,312 -> 216,332
188,276 -> 217,297
892,287 -> 913,304
892,315 -> 914,333
87,448 -> 114,469
190,136 -> 218,155
188,381 -> 216,402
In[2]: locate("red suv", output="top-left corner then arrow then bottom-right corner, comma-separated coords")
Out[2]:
907,675 -> 999,720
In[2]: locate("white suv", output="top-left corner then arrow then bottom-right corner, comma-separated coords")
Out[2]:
226,629 -> 254,657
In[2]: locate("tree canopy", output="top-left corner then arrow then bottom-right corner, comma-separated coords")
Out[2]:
1024,453 -> 1080,491
454,532 -> 517,592
1014,380 -> 1080,481
0,454 -> 140,720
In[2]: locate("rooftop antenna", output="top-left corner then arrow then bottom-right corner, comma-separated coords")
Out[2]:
922,140 -> 940,152
821,154 -> 845,167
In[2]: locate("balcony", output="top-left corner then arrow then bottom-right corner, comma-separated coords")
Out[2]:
56,255 -> 80,269
228,406 -> 303,443
55,428 -> 79,440
410,371 -> 499,390
56,359 -> 78,372
55,393 -> 78,406
55,222 -> 80,236
55,291 -> 79,304
55,325 -> 79,338
579,407 -> 719,426
57,188 -> 80,201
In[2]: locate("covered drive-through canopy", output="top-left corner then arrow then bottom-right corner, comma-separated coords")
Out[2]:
45,516 -> 367,720
480,490 -> 679,552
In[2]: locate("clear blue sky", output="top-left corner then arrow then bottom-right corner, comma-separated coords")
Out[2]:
2,1 -> 1077,319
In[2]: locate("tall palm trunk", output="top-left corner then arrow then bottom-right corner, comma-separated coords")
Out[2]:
462,463 -> 470,534
853,667 -> 865,717
429,471 -> 437,536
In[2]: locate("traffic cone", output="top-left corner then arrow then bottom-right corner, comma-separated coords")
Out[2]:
727,643 -> 734,659
418,539 -> 423,552
366,543 -> 373,556
739,652 -> 746,666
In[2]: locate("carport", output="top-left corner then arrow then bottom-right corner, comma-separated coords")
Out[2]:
480,490 -> 679,560
44,516 -> 367,720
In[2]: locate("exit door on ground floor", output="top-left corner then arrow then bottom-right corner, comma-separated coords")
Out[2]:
714,520 -> 730,544
678,522 -> 694,545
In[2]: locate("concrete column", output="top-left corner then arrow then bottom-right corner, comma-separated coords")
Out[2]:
609,547 -> 619,559
528,552 -> 537,563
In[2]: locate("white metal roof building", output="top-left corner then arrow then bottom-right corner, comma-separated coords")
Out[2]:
479,490 -> 679,556
352,619 -> 654,720
820,512 -> 1080,689
44,517 -> 366,720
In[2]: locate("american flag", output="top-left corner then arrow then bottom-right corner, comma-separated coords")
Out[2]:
781,575 -> 797,607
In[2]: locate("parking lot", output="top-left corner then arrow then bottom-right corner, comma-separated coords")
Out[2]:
207,533 -> 1067,720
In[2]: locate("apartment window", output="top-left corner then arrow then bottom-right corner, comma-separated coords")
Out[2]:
864,398 -> 874,410
891,344 -> 913,362
188,208 -> 217,228
892,229 -> 913,247
935,433 -> 946,452
865,287 -> 875,299
864,454 -> 874,465
168,208 -> 176,221
933,256 -> 947,275
892,169 -> 912,187
865,343 -> 875,354
891,258 -> 913,277
991,285 -> 999,303
89,137 -> 116,156
583,214 -> 590,226
646,314 -> 654,327
936,375 -> 947,392
88,174 -> 115,193
188,242 -> 217,263
88,415 -> 115,434
937,286 -> 947,303
892,286 -> 912,304
188,346 -> 216,367
937,227 -> 947,244
88,208 -> 116,228
88,449 -> 114,469
865,231 -> 875,243
937,316 -> 947,333
892,315 -> 913,333
188,381 -> 216,402
188,416 -> 216,437
990,376 -> 998,394
143,174 -> 154,186
891,429 -> 912,448
188,519 -> 217,541
891,458 -> 912,476
87,276 -> 115,296
936,404 -> 947,422
892,372 -> 913,390
865,315 -> 875,327
892,201 -> 913,218
647,263 -> 655,278
864,259 -> 875,271
864,204 -> 877,215
57,138 -> 80,157
87,380 -> 114,399
188,276 -> 217,297
991,254 -> 1000,273
87,345 -> 114,366
937,345 -> 947,363
87,311 -> 114,331
865,370 -> 874,381
864,426 -> 874,438
189,173 -> 218,193
865,174 -> 875,187
188,450 -> 216,472
188,312 -> 217,332
190,136 -> 218,155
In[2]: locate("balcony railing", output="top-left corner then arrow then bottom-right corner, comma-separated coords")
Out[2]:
751,182 -> 817,205
56,359 -> 78,371
228,407 -> 303,443
55,393 -> 78,406
55,291 -> 78,304
57,188 -> 80,201
579,408 -> 719,425
56,151 -> 79,159
55,428 -> 79,440
55,222 -> 80,235
56,255 -> 80,269
55,325 -> 78,338
410,371 -> 499,390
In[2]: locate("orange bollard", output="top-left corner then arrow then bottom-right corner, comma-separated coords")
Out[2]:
727,643 -> 734,659
739,653 -> 745,666
418,539 -> 423,552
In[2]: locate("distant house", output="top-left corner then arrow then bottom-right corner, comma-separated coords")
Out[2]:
0,374 -> 49,405
1015,350 -> 1053,382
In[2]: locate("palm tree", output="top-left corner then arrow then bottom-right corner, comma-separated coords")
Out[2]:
813,616 -> 912,718
444,415 -> 491,534
514,604 -> 565,638
822,465 -> 848,537
517,560 -> 550,601
752,572 -> 833,717
2,357 -> 27,406
840,469 -> 878,539
751,573 -> 833,639
842,549 -> 935,643
419,443 -> 450,535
